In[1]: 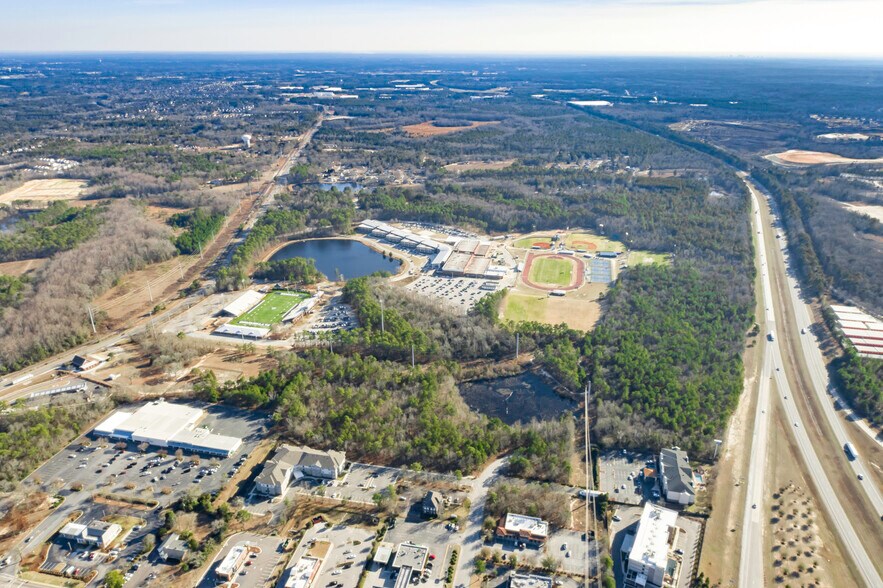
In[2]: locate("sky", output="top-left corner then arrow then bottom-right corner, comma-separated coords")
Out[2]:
1,0 -> 881,58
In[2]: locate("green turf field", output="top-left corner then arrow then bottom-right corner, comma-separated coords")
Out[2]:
230,291 -> 308,327
528,256 -> 574,286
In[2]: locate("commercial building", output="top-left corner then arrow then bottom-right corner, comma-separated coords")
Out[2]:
589,256 -> 619,284
158,534 -> 190,562
495,513 -> 549,547
421,491 -> 444,518
59,521 -> 121,549
391,542 -> 429,588
93,400 -> 242,457
71,354 -> 102,371
830,304 -> 883,359
216,542 -> 252,581
373,542 -> 395,566
213,323 -> 271,339
254,444 -> 346,496
510,573 -> 554,588
284,556 -> 322,588
658,448 -> 695,505
623,503 -> 680,588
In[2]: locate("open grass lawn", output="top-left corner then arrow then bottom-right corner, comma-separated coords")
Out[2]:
502,292 -> 547,323
529,256 -> 574,286
513,236 -> 552,249
230,290 -> 308,327
629,251 -> 669,266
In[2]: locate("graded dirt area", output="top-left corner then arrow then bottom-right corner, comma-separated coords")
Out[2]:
402,120 -> 500,137
841,201 -> 883,223
765,149 -> 883,166
0,257 -> 47,276
0,178 -> 88,204
442,159 -> 516,173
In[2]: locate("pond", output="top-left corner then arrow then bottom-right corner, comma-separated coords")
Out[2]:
319,182 -> 364,193
458,372 -> 576,425
269,238 -> 401,281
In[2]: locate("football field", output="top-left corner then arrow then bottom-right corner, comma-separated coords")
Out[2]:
528,256 -> 574,286
230,291 -> 308,327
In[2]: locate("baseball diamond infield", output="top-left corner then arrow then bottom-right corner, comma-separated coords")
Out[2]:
522,253 -> 585,291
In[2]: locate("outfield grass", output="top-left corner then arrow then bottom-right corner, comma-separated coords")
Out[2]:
563,231 -> 624,252
529,256 -> 574,286
513,236 -> 552,249
230,291 -> 308,327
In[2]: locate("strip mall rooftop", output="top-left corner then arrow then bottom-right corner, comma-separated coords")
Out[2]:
93,400 -> 242,457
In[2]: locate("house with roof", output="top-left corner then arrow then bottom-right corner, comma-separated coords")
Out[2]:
158,533 -> 190,562
658,448 -> 695,505
421,491 -> 444,518
254,444 -> 346,496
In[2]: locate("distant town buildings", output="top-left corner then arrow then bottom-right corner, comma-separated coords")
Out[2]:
622,503 -> 681,588
254,444 -> 346,496
658,448 -> 695,505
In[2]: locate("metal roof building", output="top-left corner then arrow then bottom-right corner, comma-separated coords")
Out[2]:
219,290 -> 265,317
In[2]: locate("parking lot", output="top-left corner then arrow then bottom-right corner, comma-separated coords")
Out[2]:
405,275 -> 499,314
31,403 -> 268,509
304,296 -> 358,335
598,449 -> 656,505
290,520 -> 375,588
372,508 -> 452,587
198,533 -> 284,588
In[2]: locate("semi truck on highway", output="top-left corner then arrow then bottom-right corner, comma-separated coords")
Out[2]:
844,442 -> 858,461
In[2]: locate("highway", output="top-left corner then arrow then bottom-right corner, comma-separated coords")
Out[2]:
737,186 -> 776,587
739,175 -> 882,587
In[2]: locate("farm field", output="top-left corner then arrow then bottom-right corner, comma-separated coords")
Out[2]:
230,290 -> 308,327
528,256 -> 574,286
401,120 -> 499,137
0,178 -> 88,204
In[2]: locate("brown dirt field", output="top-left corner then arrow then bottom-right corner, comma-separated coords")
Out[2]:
0,257 -> 47,276
765,149 -> 883,166
402,120 -> 500,138
0,493 -> 52,554
443,159 -> 516,173
570,240 -> 598,251
0,178 -> 88,204
145,204 -> 189,224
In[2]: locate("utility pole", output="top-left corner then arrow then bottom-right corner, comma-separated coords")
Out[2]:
178,263 -> 184,280
147,281 -> 153,303
411,344 -> 415,368
515,332 -> 520,359
86,305 -> 97,335
585,383 -> 601,588
713,438 -> 723,460
380,298 -> 385,333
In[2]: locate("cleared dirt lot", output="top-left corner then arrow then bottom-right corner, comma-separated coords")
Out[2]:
0,178 -> 88,204
765,149 -> 883,166
402,120 -> 500,138
501,291 -> 601,331
0,257 -> 47,276
443,159 -> 516,173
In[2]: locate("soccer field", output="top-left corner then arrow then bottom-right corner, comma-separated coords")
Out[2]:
528,257 -> 573,286
230,291 -> 308,327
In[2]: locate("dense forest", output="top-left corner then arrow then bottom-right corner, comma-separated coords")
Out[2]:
252,256 -> 324,284
0,201 -> 175,373
0,202 -> 102,262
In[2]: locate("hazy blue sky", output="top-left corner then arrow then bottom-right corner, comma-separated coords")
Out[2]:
1,0 -> 881,57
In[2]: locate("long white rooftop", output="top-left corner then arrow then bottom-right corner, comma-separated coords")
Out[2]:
630,502 -> 678,572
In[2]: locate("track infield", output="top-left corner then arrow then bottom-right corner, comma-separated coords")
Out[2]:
522,253 -> 584,291
230,290 -> 308,327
